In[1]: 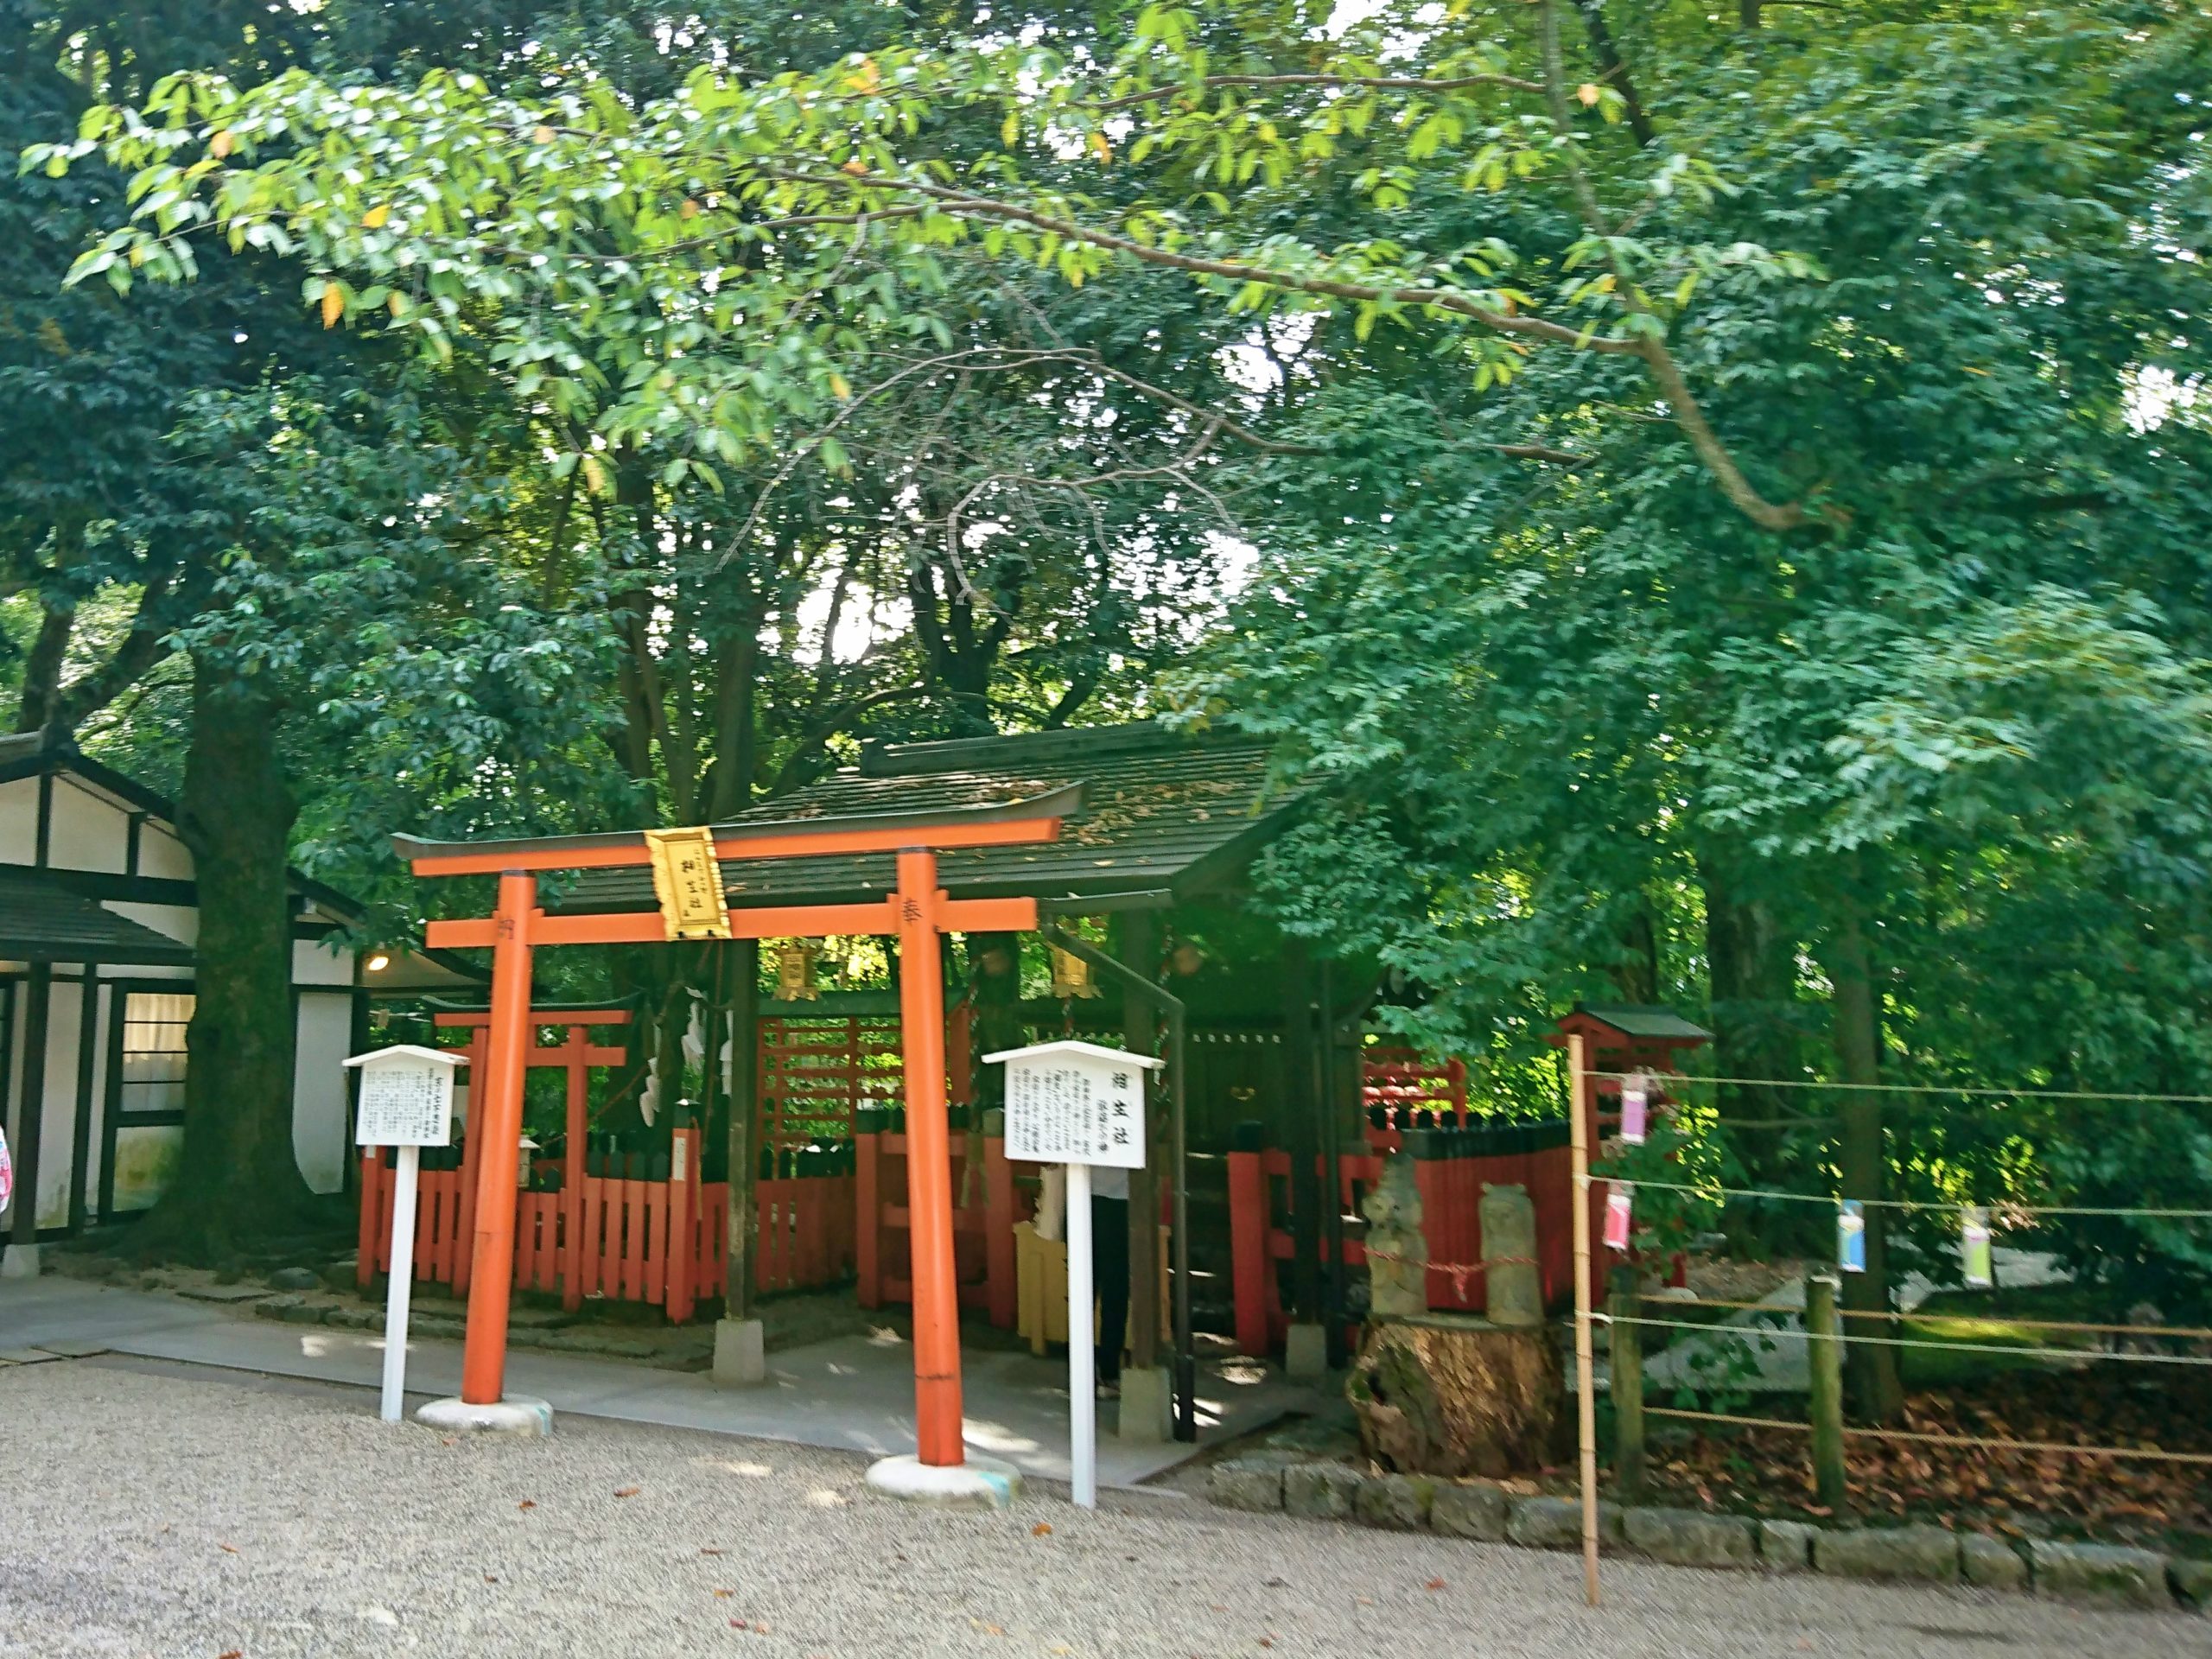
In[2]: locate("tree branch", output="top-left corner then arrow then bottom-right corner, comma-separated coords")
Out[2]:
1535,0 -> 1806,531
754,168 -> 1646,356
1090,70 -> 1546,115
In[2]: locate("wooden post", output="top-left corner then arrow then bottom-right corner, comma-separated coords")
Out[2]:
1608,1263 -> 1646,1502
453,1027 -> 488,1294
1225,1125 -> 1271,1357
896,849 -> 965,1467
1807,1274 -> 1850,1510
666,1122 -> 697,1323
983,1123 -> 1017,1329
1280,942 -> 1321,1322
357,1145 -> 384,1290
562,1024 -> 588,1312
1567,1032 -> 1602,1607
722,938 -> 760,1319
7,963 -> 51,1260
460,872 -> 536,1406
1116,909 -> 1160,1373
855,1112 -> 883,1307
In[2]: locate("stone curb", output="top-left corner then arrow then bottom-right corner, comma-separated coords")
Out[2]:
1202,1464 -> 2207,1616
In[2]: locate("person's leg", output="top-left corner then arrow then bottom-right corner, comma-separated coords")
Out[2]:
1093,1194 -> 1130,1386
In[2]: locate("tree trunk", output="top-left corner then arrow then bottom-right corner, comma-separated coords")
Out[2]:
1701,854 -> 1802,1191
1350,1314 -> 1564,1478
15,596 -> 73,735
132,663 -> 312,1262
1609,903 -> 1661,1005
1822,883 -> 1905,1424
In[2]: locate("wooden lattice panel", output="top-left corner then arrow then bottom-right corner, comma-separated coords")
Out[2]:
758,1017 -> 904,1150
1362,1046 -> 1467,1121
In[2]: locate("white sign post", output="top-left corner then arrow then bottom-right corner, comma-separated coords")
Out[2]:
986,1039 -> 1163,1508
345,1045 -> 464,1423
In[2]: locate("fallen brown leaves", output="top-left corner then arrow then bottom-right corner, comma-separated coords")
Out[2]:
1642,1369 -> 2212,1545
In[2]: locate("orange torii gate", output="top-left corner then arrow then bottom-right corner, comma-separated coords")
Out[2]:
396,788 -> 1076,1488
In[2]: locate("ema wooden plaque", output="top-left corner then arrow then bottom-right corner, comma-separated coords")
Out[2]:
645,825 -> 732,940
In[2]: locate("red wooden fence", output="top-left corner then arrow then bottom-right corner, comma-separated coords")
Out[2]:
855,1122 -> 1020,1329
359,1122 -> 757,1321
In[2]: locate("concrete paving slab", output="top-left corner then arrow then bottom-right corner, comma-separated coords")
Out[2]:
0,1274 -> 1301,1488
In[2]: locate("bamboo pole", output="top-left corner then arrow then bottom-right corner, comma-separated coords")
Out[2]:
1567,1032 -> 1601,1606
1608,1263 -> 1646,1503
1807,1274 -> 1850,1510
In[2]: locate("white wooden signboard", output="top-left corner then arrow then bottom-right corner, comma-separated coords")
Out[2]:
986,1039 -> 1163,1509
352,1045 -> 459,1149
345,1045 -> 468,1422
995,1039 -> 1156,1170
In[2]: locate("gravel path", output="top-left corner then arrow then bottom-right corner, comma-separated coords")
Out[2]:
0,1357 -> 2194,1659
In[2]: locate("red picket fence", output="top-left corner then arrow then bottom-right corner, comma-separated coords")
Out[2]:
359,1128 -> 710,1319
359,1125 -> 868,1321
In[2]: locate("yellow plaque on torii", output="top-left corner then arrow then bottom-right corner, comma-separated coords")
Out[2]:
644,826 -> 732,940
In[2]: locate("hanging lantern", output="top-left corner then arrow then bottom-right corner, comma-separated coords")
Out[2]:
775,939 -> 822,1001
1050,943 -> 1100,1000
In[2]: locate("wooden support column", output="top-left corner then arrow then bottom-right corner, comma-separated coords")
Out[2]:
7,963 -> 52,1255
896,850 -> 965,1466
454,1026 -> 489,1293
69,971 -> 99,1234
1279,942 -> 1322,1322
460,872 -> 536,1406
1116,910 -> 1161,1372
562,1024 -> 589,1313
722,938 -> 760,1319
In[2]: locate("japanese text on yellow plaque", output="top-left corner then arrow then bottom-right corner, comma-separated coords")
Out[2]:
644,825 -> 732,940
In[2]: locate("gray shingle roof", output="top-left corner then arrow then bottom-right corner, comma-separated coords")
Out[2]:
546,724 -> 1303,916
0,865 -> 194,964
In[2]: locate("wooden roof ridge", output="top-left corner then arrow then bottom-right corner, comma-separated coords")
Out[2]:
853,720 -> 1267,780
531,724 -> 1308,918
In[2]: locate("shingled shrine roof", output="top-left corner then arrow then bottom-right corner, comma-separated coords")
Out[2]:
546,723 -> 1303,916
0,866 -> 196,965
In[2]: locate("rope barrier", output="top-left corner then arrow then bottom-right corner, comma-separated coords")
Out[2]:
1574,1173 -> 2212,1222
1362,1247 -> 1538,1304
1642,1407 -> 2212,1467
1641,1295 -> 2212,1343
1596,1311 -> 2212,1366
1587,1070 -> 2212,1106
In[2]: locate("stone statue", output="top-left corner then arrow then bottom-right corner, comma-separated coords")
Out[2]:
1479,1183 -> 1542,1328
1362,1151 -> 1428,1319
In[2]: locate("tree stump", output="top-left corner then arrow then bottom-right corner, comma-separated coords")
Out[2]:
1348,1313 -> 1563,1478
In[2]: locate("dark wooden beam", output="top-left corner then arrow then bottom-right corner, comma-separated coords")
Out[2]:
9,963 -> 52,1252
722,938 -> 760,1320
68,973 -> 99,1233
1117,909 -> 1161,1373
1279,940 -> 1322,1322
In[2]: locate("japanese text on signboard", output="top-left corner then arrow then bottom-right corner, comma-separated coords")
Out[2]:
354,1064 -> 455,1148
1003,1060 -> 1146,1169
